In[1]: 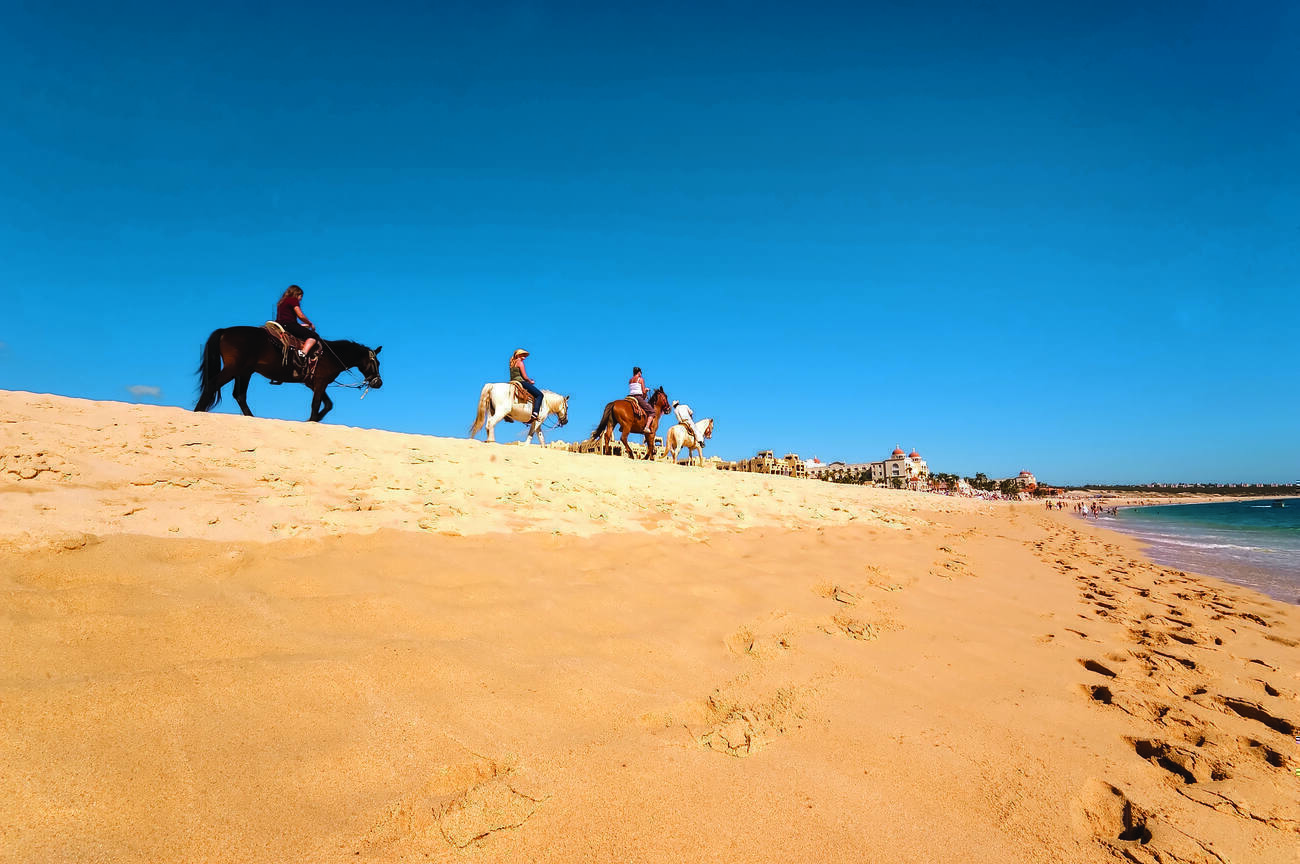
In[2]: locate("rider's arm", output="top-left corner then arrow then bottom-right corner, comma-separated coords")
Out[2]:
294,305 -> 313,328
517,359 -> 531,382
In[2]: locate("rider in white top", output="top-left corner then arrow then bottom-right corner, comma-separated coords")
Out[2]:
628,366 -> 652,419
672,401 -> 700,447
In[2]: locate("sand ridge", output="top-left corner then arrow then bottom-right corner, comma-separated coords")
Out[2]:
0,390 -> 960,549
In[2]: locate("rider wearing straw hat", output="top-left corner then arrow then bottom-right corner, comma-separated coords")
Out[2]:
509,348 -> 544,425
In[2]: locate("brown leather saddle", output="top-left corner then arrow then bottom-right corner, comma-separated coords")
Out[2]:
501,381 -> 534,422
625,395 -> 647,423
264,321 -> 318,383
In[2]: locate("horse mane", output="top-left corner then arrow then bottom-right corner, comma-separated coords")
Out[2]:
321,339 -> 370,364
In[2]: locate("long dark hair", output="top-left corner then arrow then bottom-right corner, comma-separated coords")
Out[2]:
278,284 -> 303,305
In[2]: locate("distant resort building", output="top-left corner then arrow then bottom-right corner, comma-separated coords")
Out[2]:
1007,470 -> 1037,489
537,439 -> 931,489
718,450 -> 808,478
808,446 -> 930,488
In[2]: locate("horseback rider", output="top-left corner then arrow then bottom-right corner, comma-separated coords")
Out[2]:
672,400 -> 701,448
509,348 -> 544,425
628,366 -> 653,422
275,285 -> 318,365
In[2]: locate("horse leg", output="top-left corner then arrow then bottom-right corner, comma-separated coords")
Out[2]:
485,402 -> 507,443
309,387 -> 333,422
198,366 -> 238,412
232,373 -> 254,417
620,424 -> 634,458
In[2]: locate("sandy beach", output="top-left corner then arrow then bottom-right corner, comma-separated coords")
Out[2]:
2,390 -> 1297,863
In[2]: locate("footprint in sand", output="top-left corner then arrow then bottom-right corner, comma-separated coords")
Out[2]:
1217,697 -> 1297,737
1126,737 -> 1230,785
1079,658 -> 1118,678
1070,779 -> 1227,863
698,686 -> 807,758
362,755 -> 547,853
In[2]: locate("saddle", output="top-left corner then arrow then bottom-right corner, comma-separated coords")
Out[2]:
501,381 -> 534,423
624,395 -> 647,423
263,321 -> 318,383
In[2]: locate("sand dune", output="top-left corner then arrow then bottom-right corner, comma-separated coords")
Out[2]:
2,390 -> 1297,863
1,391 -> 945,549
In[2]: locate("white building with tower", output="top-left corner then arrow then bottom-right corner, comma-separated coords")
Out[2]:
808,445 -> 930,487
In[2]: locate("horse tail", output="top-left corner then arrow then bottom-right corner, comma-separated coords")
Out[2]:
468,384 -> 492,437
194,329 -> 224,412
591,403 -> 614,441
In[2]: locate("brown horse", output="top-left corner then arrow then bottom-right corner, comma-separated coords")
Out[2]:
194,326 -> 383,422
590,386 -> 670,459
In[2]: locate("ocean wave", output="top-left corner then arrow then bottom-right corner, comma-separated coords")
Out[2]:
1129,535 -> 1284,554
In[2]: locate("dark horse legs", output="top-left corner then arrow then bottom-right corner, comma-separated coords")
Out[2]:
309,386 -> 334,422
232,374 -> 255,416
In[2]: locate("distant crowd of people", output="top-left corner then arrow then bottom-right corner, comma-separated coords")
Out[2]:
1040,500 -> 1120,518
1074,502 -> 1118,518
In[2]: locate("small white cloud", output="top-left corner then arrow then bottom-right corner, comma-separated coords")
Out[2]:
127,385 -> 162,398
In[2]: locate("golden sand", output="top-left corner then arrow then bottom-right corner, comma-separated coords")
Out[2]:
2,391 -> 1297,863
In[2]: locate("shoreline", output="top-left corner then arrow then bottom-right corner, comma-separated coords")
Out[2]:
1089,501 -> 1300,607
3,390 -> 1298,863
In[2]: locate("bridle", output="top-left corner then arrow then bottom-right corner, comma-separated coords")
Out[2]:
540,394 -> 569,429
323,342 -> 383,398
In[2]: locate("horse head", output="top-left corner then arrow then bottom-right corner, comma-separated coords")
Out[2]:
701,418 -> 714,439
360,344 -> 384,389
555,393 -> 570,426
652,387 -> 669,412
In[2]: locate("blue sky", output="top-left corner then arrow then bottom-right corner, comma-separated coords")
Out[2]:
2,1 -> 1297,484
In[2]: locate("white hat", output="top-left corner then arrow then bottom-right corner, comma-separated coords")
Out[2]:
671,400 -> 679,408
511,348 -> 529,358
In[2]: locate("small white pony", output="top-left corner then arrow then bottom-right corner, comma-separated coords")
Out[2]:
468,383 -> 570,445
665,417 -> 714,464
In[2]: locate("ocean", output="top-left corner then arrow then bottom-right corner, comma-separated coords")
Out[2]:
1100,499 -> 1300,604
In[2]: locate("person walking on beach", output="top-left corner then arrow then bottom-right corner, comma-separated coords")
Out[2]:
510,348 -> 544,425
628,366 -> 653,421
275,285 -> 319,364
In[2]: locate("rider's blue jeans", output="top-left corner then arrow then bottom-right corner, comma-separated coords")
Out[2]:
522,381 -> 543,417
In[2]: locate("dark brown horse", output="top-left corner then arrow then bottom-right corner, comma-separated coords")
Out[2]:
590,386 -> 670,459
194,326 -> 383,422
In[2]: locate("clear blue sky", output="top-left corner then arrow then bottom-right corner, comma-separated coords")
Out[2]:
2,1 -> 1297,484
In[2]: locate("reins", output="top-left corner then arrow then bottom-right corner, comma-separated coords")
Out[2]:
320,340 -> 373,399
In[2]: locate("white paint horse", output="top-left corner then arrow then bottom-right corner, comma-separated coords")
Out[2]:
665,417 -> 714,464
468,383 -> 570,445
